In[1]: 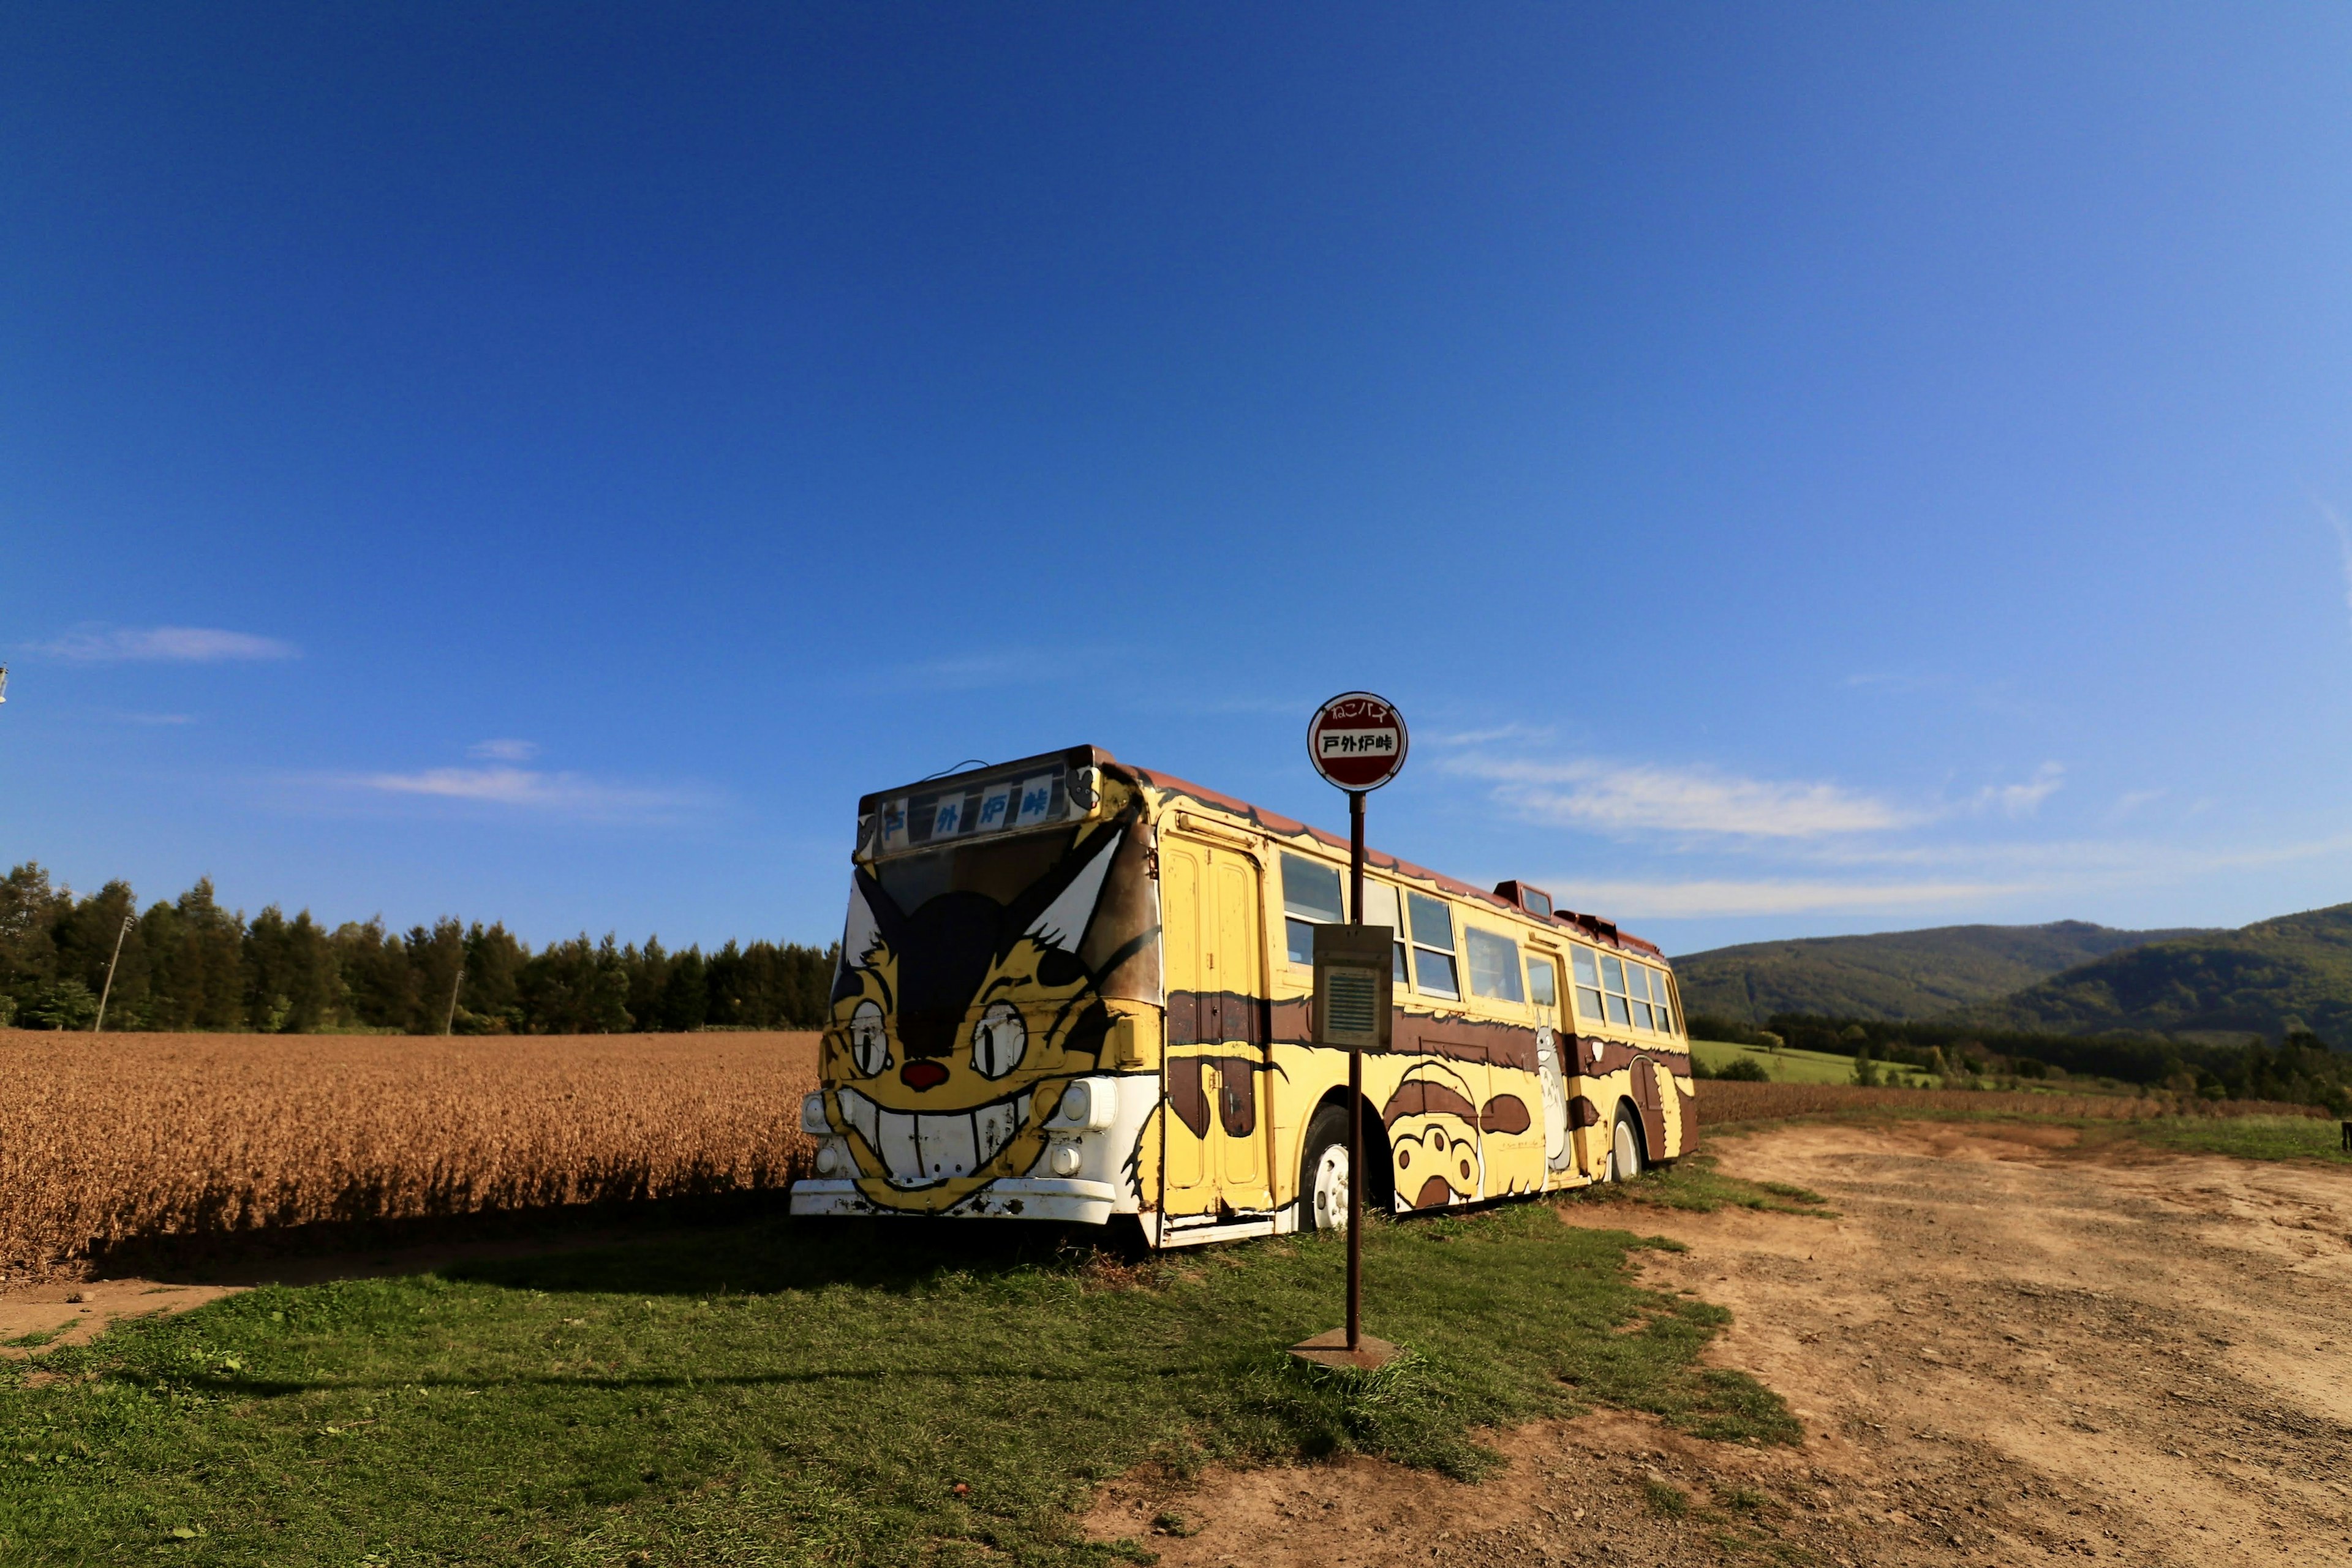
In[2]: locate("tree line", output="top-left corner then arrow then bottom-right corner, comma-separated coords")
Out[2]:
0,863 -> 836,1035
1691,1009 -> 2352,1113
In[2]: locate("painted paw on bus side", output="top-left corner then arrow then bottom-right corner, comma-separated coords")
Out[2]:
1382,1061 -> 1485,1209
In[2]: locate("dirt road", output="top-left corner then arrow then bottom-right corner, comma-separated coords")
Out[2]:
1089,1120 -> 2352,1565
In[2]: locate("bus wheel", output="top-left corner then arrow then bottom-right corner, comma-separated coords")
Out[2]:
1300,1105 -> 1352,1232
1608,1103 -> 1645,1183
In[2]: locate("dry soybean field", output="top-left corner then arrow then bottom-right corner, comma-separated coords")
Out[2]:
0,1029 -> 821,1279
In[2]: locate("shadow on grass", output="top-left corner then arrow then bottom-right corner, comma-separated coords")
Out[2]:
83,1189 -> 802,1288
440,1213 -> 1159,1298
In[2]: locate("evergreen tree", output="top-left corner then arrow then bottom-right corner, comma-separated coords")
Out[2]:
2,861 -> 842,1036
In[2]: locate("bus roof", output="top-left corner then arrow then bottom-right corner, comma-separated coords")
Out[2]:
856,745 -> 1662,961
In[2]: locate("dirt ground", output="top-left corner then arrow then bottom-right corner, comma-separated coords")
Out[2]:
1087,1120 -> 2352,1566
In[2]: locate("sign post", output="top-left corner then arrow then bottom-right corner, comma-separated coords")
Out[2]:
1291,692 -> 1408,1371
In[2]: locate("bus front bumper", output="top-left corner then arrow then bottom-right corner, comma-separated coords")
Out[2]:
788,1177 -> 1120,1224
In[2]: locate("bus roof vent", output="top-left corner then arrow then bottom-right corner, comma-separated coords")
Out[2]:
1492,880 -> 1555,919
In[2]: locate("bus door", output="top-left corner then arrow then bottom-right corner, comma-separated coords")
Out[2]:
1157,834 -> 1273,1219
1526,946 -> 1575,1183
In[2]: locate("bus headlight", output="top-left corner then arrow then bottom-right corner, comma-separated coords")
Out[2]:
1051,1077 -> 1117,1130
801,1091 -> 831,1136
1049,1144 -> 1083,1177
814,1145 -> 843,1177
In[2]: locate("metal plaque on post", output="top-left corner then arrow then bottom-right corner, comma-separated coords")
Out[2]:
1292,919 -> 1402,1370
1312,924 -> 1393,1050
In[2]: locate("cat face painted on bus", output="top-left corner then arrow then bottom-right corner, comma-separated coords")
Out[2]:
822,822 -> 1129,1214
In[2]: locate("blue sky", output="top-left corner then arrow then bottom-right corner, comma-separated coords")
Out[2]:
7,3 -> 2352,956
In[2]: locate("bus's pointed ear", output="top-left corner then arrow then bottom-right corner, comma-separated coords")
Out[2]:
841,870 -> 902,971
1023,832 -> 1121,955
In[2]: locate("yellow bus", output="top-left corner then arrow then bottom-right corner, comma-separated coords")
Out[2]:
791,747 -> 1695,1248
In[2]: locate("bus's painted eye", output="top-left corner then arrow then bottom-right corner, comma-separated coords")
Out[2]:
971,1002 -> 1027,1079
850,1000 -> 889,1077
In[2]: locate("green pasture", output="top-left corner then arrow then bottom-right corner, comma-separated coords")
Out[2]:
0,1192 -> 1796,1567
1689,1038 -> 1935,1087
2097,1113 -> 2351,1165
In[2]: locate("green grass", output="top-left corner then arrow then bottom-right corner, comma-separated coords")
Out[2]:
1566,1154 -> 1836,1218
0,1206 -> 1796,1566
1691,1038 -> 1935,1087
2106,1114 -> 2352,1165
1,1324 -> 78,1352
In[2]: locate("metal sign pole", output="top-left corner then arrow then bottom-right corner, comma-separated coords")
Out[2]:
1347,786 -> 1365,1351
1294,690 -> 1405,1372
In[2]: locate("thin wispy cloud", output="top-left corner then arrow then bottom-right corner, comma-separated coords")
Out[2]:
1423,723 -> 1556,747
1975,761 -> 2064,819
1448,755 -> 1917,839
115,711 -> 197,726
35,625 -> 300,663
1551,878 -> 2038,921
1842,671 -> 1936,693
323,762 -> 712,823
880,645 -> 1122,694
468,737 -> 540,761
2320,499 -> 2352,638
1547,829 -> 2352,927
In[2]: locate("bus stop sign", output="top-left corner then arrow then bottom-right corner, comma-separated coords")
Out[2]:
1308,692 -> 1408,792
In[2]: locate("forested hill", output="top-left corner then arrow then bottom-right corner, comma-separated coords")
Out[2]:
1954,903 -> 2352,1042
1672,920 -> 2207,1025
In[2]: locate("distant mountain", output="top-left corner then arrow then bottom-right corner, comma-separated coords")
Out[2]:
1957,903 -> 2352,1042
1672,921 -> 2208,1025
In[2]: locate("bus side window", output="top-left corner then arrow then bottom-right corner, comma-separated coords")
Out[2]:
1526,954 -> 1558,1009
1407,892 -> 1460,999
1361,880 -> 1409,984
1281,853 -> 1344,966
1626,964 -> 1654,1030
1572,947 -> 1604,1022
1466,927 -> 1525,1003
1651,968 -> 1678,1035
1599,954 -> 1632,1027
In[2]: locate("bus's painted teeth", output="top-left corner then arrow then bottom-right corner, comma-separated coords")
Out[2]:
834,1087 -> 1035,1188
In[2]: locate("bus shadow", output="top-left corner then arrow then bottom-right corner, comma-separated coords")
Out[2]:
443,1215 -> 1147,1298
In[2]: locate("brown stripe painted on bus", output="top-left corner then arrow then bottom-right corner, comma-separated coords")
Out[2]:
1165,989 -> 1268,1046
1212,1057 -> 1259,1137
1380,1076 -> 1478,1127
1480,1095 -> 1532,1135
1166,1057 -> 1210,1138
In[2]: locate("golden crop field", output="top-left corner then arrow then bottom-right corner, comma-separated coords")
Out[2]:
0,1029 -> 821,1278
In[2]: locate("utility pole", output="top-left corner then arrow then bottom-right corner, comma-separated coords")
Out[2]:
443,963 -> 466,1035
92,914 -> 134,1032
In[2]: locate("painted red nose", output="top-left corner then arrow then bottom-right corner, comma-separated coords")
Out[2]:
900,1060 -> 949,1091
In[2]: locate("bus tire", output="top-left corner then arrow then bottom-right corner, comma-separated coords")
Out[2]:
1608,1102 -> 1645,1183
1300,1104 -> 1353,1233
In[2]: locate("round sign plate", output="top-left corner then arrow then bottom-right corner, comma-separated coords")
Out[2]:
1308,691 -> 1409,791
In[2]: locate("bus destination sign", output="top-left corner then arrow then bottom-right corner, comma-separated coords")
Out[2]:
1307,690 -> 1408,792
